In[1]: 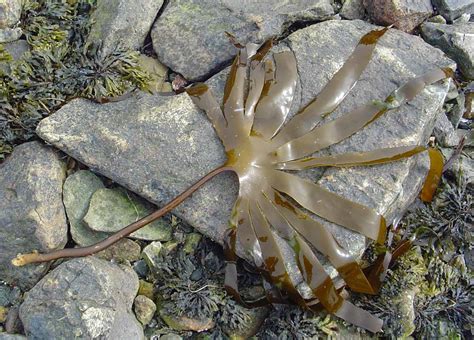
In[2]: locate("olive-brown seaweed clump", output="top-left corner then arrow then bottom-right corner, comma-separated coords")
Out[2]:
0,0 -> 150,160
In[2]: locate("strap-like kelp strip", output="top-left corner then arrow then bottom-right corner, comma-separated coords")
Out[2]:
277,145 -> 426,170
267,190 -> 376,294
273,27 -> 388,145
269,169 -> 386,243
251,51 -> 297,139
186,84 -> 228,147
420,148 -> 444,202
276,68 -> 451,161
292,236 -> 383,332
249,202 -> 306,306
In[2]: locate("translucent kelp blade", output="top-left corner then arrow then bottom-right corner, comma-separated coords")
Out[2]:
269,169 -> 386,243
243,60 -> 265,133
223,51 -> 247,131
251,51 -> 297,139
276,67 -> 451,161
273,28 -> 388,145
249,202 -> 306,305
266,190 -> 376,294
223,227 -> 270,308
420,148 -> 444,202
186,84 -> 228,146
293,235 -> 383,333
276,145 -> 426,170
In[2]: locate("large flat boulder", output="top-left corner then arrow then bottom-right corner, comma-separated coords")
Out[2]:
151,0 -> 335,80
0,142 -> 67,290
37,20 -> 454,289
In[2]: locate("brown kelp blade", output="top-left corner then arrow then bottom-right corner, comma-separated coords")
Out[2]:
276,145 -> 426,170
249,201 -> 306,306
251,51 -> 297,139
264,190 -> 376,294
276,67 -> 452,162
268,169 -> 386,243
273,27 -> 389,145
420,148 -> 444,202
292,235 -> 383,332
186,83 -> 229,147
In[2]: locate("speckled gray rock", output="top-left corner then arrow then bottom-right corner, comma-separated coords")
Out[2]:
134,295 -> 156,325
37,20 -> 453,294
432,0 -> 474,21
0,142 -> 67,290
421,22 -> 474,79
3,40 -> 28,60
340,0 -> 366,20
19,257 -> 143,339
0,27 -> 21,43
83,187 -> 172,241
151,0 -> 335,80
0,335 -> 26,340
63,170 -> 109,246
0,0 -> 21,29
363,0 -> 433,32
87,0 -> 164,56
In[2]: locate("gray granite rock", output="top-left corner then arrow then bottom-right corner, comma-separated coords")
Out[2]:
433,112 -> 461,147
0,27 -> 21,43
340,0 -> 366,20
0,335 -> 26,340
151,0 -> 335,80
19,257 -> 143,339
0,0 -> 21,29
37,20 -> 453,294
87,0 -> 164,56
2,40 -> 28,60
363,0 -> 433,32
432,0 -> 474,21
83,187 -> 172,241
0,142 -> 67,290
421,22 -> 474,79
63,170 -> 109,246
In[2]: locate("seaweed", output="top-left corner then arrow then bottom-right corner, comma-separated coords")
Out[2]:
13,27 -> 451,333
0,0 -> 151,159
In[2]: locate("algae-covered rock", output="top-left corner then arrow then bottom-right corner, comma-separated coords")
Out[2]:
94,238 -> 141,262
134,295 -> 157,325
142,241 -> 163,272
84,187 -> 172,241
159,306 -> 215,332
63,170 -> 109,247
138,55 -> 172,93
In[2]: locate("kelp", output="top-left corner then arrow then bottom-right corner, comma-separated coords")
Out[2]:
186,28 -> 450,332
13,27 -> 451,332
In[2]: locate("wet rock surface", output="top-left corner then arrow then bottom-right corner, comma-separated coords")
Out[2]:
0,142 -> 67,290
151,0 -> 335,80
87,0 -> 164,56
19,257 -> 143,339
363,0 -> 433,32
37,20 -> 454,281
432,0 -> 474,21
421,22 -> 474,79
